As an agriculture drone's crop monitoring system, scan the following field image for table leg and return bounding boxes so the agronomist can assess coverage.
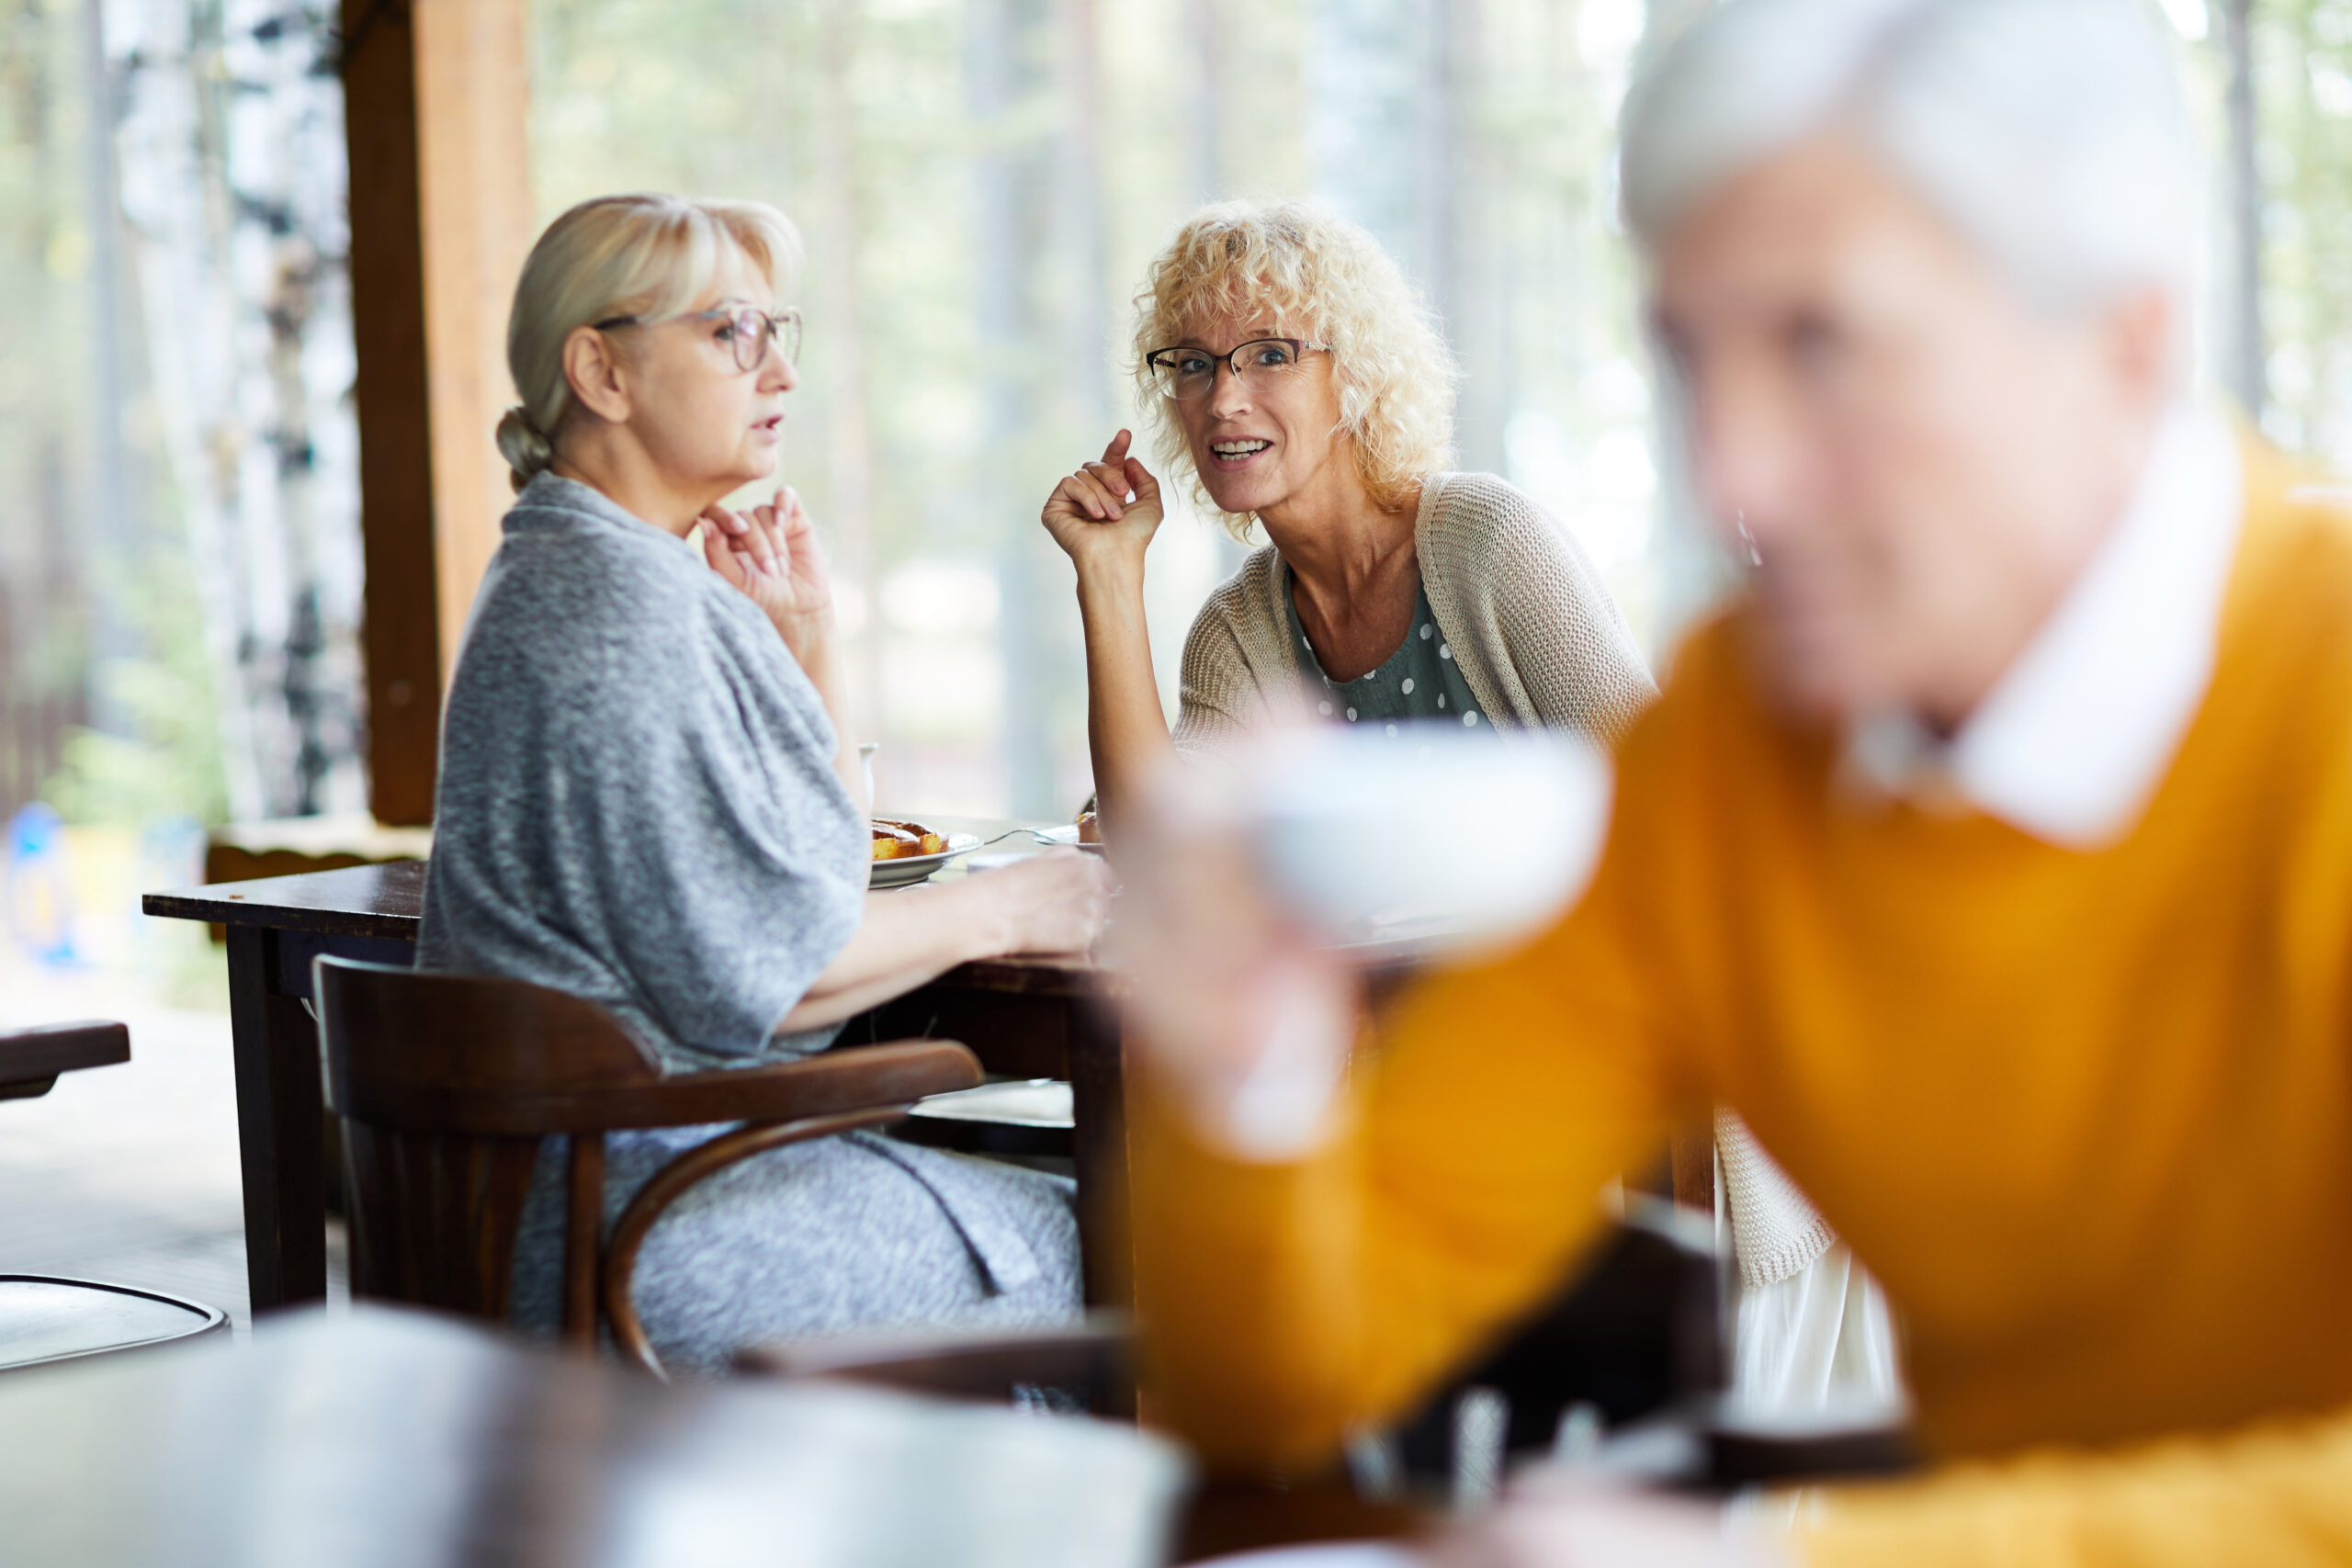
[226,925,327,1311]
[1068,998,1130,1310]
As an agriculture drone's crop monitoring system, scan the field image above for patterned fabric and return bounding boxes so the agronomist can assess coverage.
[1283,579,1487,732]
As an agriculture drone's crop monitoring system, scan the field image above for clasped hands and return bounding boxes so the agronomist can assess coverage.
[698,484,836,667]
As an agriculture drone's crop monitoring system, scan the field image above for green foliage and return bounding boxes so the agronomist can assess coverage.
[40,546,230,829]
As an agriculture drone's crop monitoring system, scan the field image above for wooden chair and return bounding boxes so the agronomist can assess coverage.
[312,956,983,1380]
[0,1021,229,1371]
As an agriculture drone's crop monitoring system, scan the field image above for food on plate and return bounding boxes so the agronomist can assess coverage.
[1076,810,1102,845]
[871,819,948,860]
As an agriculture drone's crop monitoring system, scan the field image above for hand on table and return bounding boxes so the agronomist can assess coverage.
[701,485,836,666]
[1040,429,1166,582]
[974,849,1117,957]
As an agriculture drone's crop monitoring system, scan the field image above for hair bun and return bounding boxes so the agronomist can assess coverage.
[495,405,554,492]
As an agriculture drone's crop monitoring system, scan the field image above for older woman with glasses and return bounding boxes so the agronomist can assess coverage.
[1040,199,1654,832]
[422,193,1114,1373]
[1043,198,1892,1424]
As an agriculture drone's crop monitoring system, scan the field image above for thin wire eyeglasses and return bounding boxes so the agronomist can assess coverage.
[593,304,802,373]
[1144,337,1329,402]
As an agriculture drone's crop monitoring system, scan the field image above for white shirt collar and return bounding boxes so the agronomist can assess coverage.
[1843,402,2244,850]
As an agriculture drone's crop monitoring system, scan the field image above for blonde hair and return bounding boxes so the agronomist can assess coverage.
[1130,200,1457,542]
[497,194,805,491]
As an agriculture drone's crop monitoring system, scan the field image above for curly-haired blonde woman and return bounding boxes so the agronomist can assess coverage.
[1045,200,1889,1425]
[1040,199,1655,830]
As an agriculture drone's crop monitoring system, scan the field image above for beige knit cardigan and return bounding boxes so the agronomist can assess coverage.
[1166,469,1834,1290]
[1170,471,1656,756]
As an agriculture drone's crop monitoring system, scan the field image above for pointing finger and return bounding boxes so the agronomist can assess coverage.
[1102,429,1133,465]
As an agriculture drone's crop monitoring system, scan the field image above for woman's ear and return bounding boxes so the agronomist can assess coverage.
[562,324,633,426]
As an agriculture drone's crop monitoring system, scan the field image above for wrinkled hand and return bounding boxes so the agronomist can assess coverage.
[702,485,835,663]
[977,850,1117,957]
[1040,429,1165,581]
[1428,1476,1783,1568]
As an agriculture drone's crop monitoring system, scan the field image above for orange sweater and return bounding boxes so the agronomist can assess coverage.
[1131,444,2352,1562]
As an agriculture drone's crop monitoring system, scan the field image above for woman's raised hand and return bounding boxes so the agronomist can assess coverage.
[1040,430,1165,581]
[701,485,836,662]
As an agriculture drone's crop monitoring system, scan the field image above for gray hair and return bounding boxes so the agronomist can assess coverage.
[1620,0,2200,335]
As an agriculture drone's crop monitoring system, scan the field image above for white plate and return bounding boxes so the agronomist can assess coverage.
[905,1078,1073,1127]
[1185,1547,1420,1568]
[1028,823,1106,853]
[868,831,981,888]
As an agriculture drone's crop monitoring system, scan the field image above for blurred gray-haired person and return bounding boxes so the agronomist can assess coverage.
[1115,1,2352,1563]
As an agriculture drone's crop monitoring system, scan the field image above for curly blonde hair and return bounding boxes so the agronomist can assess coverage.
[1131,200,1458,542]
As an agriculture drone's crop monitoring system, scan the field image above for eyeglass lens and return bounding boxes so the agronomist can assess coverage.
[1152,339,1303,400]
[723,308,802,371]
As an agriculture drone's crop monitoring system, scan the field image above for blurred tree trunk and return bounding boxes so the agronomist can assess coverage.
[78,0,137,737]
[1306,0,1421,271]
[1184,0,1255,580]
[812,0,881,752]
[970,0,1059,817]
[1309,0,1506,470]
[1058,0,1113,435]
[1424,0,1504,475]
[1184,0,1227,204]
[0,2,90,822]
[2221,0,2266,420]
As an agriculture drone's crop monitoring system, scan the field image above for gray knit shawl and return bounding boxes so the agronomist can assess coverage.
[419,472,866,1072]
[1171,471,1657,757]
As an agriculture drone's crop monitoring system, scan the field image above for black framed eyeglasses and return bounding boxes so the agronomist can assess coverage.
[1144,337,1329,401]
[594,304,802,372]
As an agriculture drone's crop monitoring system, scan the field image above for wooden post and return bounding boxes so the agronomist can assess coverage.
[342,0,532,826]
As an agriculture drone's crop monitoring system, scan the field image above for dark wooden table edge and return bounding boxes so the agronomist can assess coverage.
[142,891,423,942]
[143,882,1121,995]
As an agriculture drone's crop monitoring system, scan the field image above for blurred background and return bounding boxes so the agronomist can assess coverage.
[0,0,2333,1004]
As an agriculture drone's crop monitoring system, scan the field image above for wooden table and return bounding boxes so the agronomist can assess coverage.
[141,818,1135,1314]
[0,1303,1190,1568]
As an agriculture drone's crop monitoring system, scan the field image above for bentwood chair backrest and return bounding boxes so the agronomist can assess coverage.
[317,957,661,1341]
[314,956,981,1375]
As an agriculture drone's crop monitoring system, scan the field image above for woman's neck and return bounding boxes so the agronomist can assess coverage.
[548,428,716,540]
[1258,456,1425,682]
[1258,459,1419,604]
